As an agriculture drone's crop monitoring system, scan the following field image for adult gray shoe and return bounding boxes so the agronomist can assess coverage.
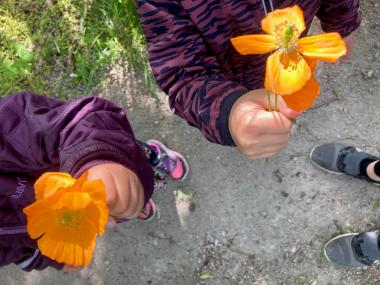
[309,143,380,185]
[324,231,380,267]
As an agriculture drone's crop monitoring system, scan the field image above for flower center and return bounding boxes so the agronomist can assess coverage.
[58,210,84,228]
[274,21,302,70]
[279,49,302,71]
[275,22,300,51]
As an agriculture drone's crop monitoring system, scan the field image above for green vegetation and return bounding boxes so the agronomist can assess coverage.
[372,199,380,210]
[0,0,153,98]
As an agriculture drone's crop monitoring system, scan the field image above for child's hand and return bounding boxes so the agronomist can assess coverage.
[88,163,145,222]
[62,264,83,272]
[229,89,301,159]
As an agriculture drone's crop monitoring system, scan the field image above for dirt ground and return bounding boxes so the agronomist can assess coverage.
[1,1,380,284]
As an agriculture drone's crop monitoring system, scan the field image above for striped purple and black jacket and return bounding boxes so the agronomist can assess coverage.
[136,0,360,145]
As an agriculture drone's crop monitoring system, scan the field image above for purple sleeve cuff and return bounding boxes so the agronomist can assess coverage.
[21,250,64,271]
[217,89,248,146]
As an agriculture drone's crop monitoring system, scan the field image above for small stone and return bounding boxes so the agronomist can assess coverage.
[368,70,374,79]
[281,191,289,198]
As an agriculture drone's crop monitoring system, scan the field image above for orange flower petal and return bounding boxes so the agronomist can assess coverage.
[25,171,109,267]
[298,33,347,63]
[304,56,318,71]
[24,200,54,239]
[73,172,89,191]
[38,224,97,266]
[231,34,277,55]
[82,180,108,234]
[262,5,305,36]
[265,51,311,95]
[282,74,320,111]
[34,172,75,200]
[52,192,92,211]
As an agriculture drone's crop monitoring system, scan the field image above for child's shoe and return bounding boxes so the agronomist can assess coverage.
[137,199,157,222]
[324,230,380,266]
[114,199,157,224]
[147,139,189,181]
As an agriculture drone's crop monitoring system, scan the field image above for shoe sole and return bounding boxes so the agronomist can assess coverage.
[147,139,190,181]
[323,232,367,267]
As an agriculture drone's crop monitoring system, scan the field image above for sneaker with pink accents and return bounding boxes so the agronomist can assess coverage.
[114,199,157,224]
[137,199,157,222]
[147,139,189,181]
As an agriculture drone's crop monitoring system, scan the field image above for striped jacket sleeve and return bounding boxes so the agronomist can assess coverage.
[317,0,361,37]
[136,0,248,146]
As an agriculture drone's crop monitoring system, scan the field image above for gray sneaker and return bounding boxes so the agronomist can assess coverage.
[309,143,380,185]
[324,231,380,267]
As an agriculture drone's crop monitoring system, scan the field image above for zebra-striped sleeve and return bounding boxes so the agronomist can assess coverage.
[136,0,248,145]
[317,0,361,37]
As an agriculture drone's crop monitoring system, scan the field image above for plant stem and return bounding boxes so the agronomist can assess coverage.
[267,91,273,112]
[274,93,278,111]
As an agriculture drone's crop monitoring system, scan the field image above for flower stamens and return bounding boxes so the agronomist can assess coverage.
[58,210,84,228]
[274,22,300,51]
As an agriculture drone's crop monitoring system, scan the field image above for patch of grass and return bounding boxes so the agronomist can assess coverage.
[295,273,308,284]
[0,0,154,98]
[333,219,344,234]
[372,199,380,210]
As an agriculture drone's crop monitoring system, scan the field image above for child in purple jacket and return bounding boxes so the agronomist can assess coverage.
[0,92,189,272]
[136,0,360,159]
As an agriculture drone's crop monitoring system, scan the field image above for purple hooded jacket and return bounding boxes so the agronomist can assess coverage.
[0,92,154,271]
[136,0,360,146]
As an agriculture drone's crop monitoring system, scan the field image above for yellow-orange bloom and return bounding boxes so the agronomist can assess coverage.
[23,172,108,267]
[282,58,320,111]
[231,5,346,101]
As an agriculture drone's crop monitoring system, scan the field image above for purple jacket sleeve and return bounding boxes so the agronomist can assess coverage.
[317,0,361,37]
[0,247,63,271]
[136,0,248,146]
[0,92,154,270]
[0,92,153,202]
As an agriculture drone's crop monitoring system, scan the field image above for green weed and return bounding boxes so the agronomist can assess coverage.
[0,0,154,98]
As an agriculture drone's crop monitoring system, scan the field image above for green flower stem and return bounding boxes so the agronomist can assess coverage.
[266,91,273,112]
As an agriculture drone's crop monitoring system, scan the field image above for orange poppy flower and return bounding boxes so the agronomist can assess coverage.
[23,172,108,267]
[282,58,320,111]
[231,5,346,98]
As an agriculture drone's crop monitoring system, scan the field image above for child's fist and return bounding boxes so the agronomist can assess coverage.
[229,89,301,159]
[87,163,145,221]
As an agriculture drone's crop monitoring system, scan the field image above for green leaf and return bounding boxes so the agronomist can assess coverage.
[199,272,212,280]
[176,188,185,201]
[373,199,380,210]
[14,44,34,63]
